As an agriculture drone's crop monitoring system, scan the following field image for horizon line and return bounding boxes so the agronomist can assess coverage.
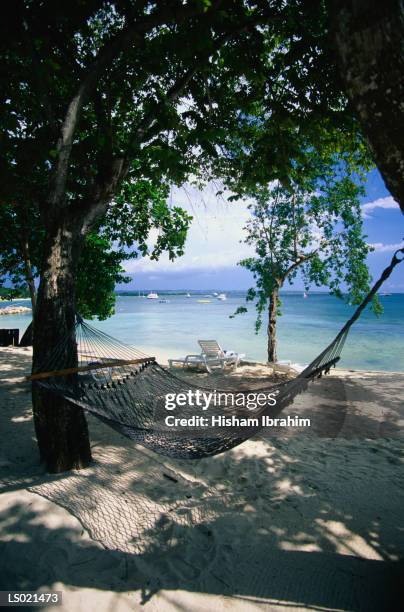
[115,289,404,295]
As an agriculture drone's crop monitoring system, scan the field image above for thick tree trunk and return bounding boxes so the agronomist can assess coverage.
[267,288,279,363]
[331,1,404,212]
[32,217,91,473]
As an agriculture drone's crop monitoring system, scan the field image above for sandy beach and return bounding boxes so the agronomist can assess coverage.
[0,346,403,611]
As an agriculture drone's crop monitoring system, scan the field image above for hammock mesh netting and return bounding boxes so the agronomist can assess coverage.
[29,249,404,460]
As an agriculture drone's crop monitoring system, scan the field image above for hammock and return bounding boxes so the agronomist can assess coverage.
[28,249,403,459]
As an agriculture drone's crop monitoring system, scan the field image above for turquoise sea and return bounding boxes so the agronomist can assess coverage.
[1,292,403,372]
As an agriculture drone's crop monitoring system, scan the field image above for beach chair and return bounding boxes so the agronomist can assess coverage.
[168,341,244,373]
[197,340,244,373]
[168,353,208,371]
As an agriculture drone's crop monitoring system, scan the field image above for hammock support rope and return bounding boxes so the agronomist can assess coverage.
[27,357,156,381]
[28,249,404,460]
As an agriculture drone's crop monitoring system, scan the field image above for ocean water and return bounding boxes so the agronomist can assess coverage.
[1,292,403,372]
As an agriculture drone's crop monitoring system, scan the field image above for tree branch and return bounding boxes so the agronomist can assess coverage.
[77,12,264,230]
[123,12,271,167]
[22,27,57,133]
[283,249,319,280]
[47,2,215,217]
[73,6,274,232]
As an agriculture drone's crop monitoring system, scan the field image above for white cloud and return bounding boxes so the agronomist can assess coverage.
[361,196,399,218]
[368,241,404,253]
[124,183,254,274]
[124,185,404,276]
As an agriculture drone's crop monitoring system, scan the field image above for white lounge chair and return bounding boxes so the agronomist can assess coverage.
[198,340,244,372]
[168,340,245,373]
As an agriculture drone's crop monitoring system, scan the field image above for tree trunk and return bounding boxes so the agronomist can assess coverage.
[32,217,91,473]
[267,287,279,363]
[331,1,404,212]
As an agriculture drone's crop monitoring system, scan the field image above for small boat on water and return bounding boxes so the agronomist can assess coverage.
[217,293,227,300]
[303,291,308,298]
[213,292,218,297]
[147,292,159,300]
[186,293,191,298]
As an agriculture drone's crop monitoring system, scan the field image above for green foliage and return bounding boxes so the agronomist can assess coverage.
[210,2,372,194]
[1,1,368,207]
[76,180,192,319]
[0,286,30,300]
[0,0,376,324]
[76,234,130,320]
[235,173,380,334]
[106,180,192,261]
[0,179,192,318]
[0,202,43,294]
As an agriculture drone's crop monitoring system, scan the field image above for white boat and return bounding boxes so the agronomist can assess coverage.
[217,293,227,301]
[213,292,218,296]
[186,293,191,298]
[303,291,308,298]
[147,292,159,300]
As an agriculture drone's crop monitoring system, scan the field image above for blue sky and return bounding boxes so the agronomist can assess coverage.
[120,170,404,292]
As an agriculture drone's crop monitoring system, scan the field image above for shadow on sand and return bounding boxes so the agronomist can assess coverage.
[0,349,403,610]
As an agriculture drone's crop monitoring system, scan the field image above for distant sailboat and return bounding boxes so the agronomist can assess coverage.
[186,293,191,298]
[217,293,227,301]
[147,292,159,300]
[303,291,308,298]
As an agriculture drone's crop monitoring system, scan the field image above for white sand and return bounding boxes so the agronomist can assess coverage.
[0,346,403,611]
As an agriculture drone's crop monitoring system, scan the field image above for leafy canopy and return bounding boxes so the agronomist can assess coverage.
[0,178,192,318]
[1,1,368,208]
[0,1,374,320]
